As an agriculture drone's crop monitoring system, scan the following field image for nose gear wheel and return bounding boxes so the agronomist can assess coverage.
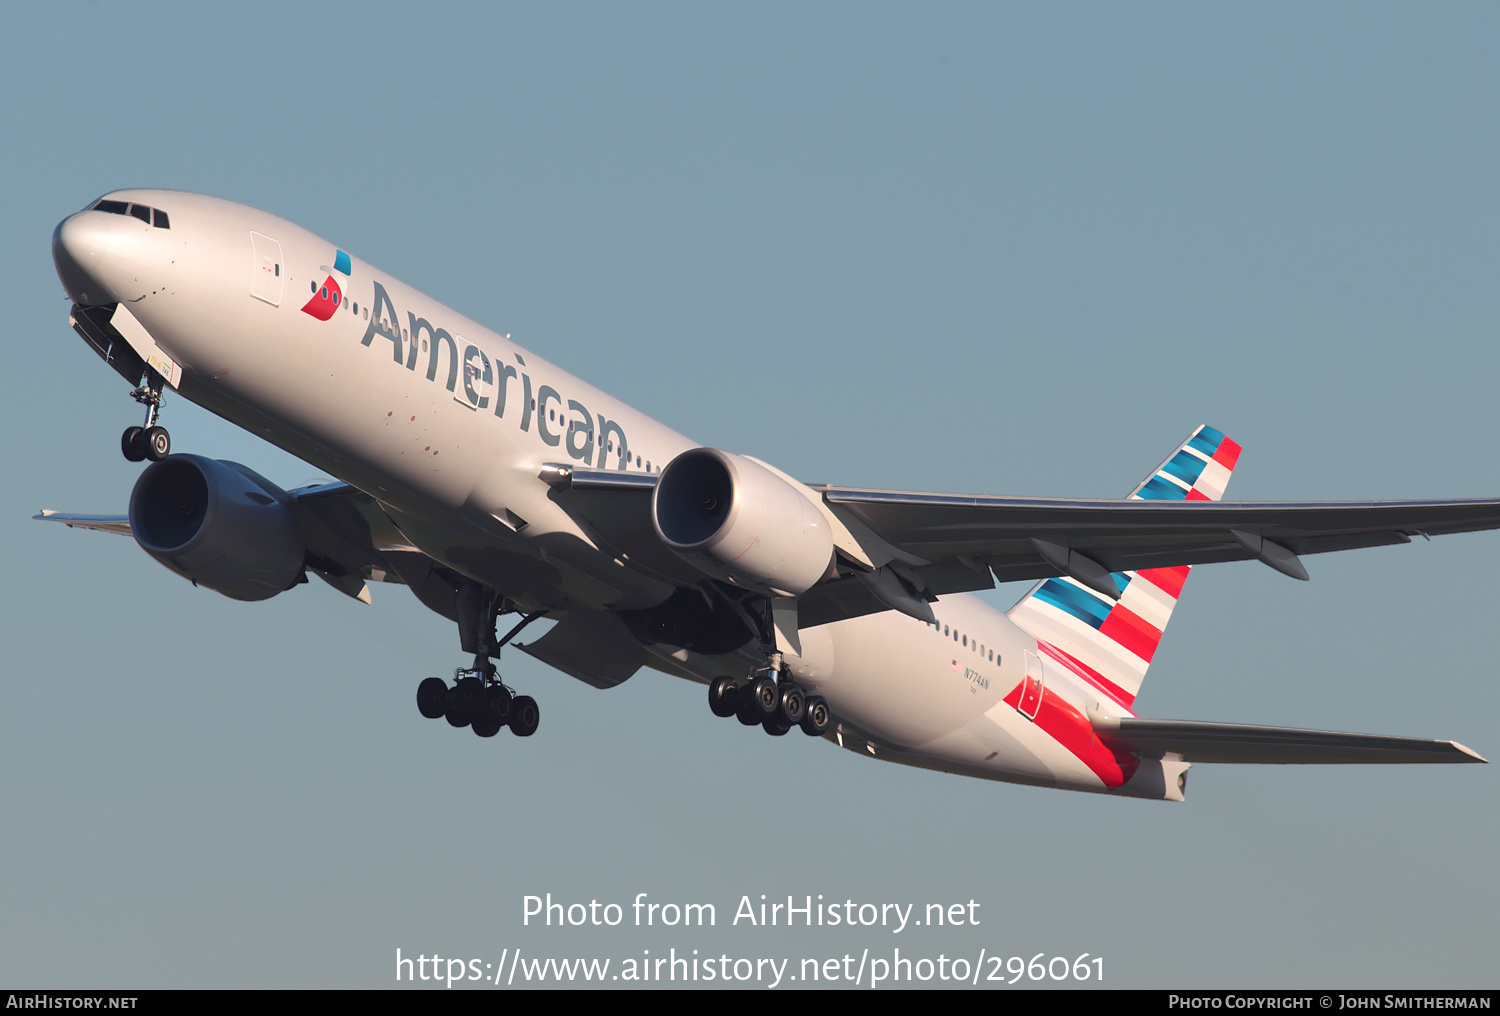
[121,374,170,462]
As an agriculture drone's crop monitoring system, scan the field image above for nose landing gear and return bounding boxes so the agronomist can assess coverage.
[121,376,170,462]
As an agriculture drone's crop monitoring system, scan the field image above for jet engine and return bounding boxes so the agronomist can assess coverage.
[129,454,306,601]
[652,448,833,596]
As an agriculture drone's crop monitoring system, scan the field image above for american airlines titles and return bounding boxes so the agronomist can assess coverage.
[359,280,632,468]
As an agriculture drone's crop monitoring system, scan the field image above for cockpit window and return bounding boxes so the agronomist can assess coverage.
[91,198,171,229]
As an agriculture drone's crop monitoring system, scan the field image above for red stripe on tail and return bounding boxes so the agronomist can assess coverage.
[1098,604,1163,662]
[1212,438,1242,470]
[1137,565,1189,599]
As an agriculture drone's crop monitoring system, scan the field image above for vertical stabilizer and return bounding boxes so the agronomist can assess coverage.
[1005,425,1241,711]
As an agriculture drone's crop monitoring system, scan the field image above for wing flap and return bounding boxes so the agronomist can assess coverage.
[1093,717,1487,764]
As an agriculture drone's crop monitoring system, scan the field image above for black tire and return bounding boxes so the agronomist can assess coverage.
[443,686,470,727]
[484,684,513,725]
[778,683,806,725]
[416,677,447,719]
[800,695,831,737]
[121,427,146,462]
[471,712,503,738]
[708,676,738,718]
[751,675,779,717]
[144,426,170,461]
[509,695,540,737]
[735,686,762,726]
[762,716,791,736]
[445,677,483,728]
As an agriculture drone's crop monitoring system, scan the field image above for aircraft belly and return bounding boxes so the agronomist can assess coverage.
[781,625,836,685]
[907,723,1078,787]
[969,701,1108,788]
[816,595,1020,748]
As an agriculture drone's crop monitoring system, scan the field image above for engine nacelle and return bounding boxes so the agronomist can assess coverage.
[130,454,306,601]
[652,448,833,596]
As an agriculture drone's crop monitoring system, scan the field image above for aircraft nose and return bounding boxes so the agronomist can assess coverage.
[52,210,111,305]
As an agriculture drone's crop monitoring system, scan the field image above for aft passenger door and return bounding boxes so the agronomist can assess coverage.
[1017,650,1044,720]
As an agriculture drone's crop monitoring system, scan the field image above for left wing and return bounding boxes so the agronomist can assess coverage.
[35,479,412,603]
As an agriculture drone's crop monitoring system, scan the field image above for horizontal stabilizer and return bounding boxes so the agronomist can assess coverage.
[1092,716,1486,764]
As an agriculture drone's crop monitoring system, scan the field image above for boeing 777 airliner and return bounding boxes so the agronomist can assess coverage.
[41,189,1491,800]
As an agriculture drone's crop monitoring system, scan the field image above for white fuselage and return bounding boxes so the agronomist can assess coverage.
[52,189,1178,800]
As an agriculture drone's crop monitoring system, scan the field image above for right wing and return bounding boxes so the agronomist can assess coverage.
[33,510,132,536]
[36,478,416,603]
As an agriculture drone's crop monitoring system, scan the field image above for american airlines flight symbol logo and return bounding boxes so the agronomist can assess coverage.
[301,249,352,321]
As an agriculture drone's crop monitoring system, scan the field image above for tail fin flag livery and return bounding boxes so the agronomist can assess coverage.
[1006,425,1239,711]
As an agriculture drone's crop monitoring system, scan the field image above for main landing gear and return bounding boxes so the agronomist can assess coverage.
[417,674,539,738]
[415,587,545,740]
[707,652,831,738]
[121,376,170,462]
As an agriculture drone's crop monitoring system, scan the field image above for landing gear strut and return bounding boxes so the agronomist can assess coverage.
[708,651,831,738]
[121,374,170,462]
[413,586,545,740]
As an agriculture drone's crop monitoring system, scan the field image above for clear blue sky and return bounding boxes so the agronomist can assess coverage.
[1,3,1495,988]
